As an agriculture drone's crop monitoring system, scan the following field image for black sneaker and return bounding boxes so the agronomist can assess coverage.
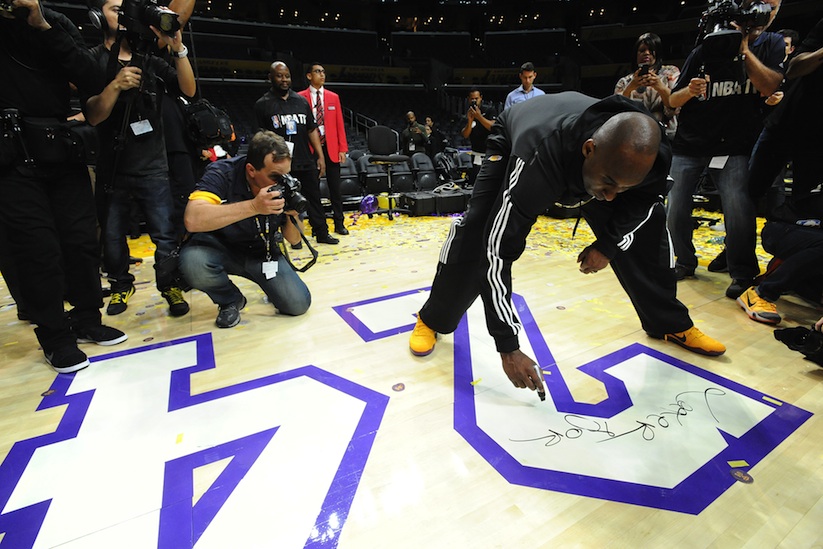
[161,287,190,317]
[315,233,340,245]
[726,278,755,299]
[216,295,247,328]
[707,249,728,273]
[107,285,135,316]
[291,241,303,250]
[674,265,696,281]
[76,324,129,346]
[44,345,90,374]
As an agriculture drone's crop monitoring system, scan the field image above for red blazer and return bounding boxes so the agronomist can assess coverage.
[298,86,349,163]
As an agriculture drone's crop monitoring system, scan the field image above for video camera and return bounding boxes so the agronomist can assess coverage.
[697,0,773,63]
[268,173,308,214]
[119,0,181,50]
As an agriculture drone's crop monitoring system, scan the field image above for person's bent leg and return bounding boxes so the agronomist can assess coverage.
[417,152,508,334]
[251,254,311,316]
[179,234,245,305]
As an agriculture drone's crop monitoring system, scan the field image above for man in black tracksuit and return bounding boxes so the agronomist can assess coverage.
[409,92,725,397]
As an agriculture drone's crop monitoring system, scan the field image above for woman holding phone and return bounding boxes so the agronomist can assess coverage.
[614,32,681,139]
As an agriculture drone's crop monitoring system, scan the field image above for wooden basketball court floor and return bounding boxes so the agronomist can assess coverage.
[1,212,822,548]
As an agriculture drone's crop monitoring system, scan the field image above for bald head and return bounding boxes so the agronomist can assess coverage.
[581,112,661,201]
[268,61,292,95]
[597,112,660,176]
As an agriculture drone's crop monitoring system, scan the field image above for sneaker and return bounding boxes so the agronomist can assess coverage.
[663,327,726,356]
[107,285,135,315]
[409,316,437,356]
[707,249,728,273]
[216,295,247,328]
[291,241,303,250]
[674,265,696,281]
[44,345,90,374]
[737,287,781,325]
[726,278,754,299]
[162,287,190,317]
[76,324,129,346]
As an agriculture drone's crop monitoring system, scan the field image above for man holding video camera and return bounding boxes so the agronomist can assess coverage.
[0,0,127,373]
[180,131,310,328]
[85,0,195,317]
[666,0,785,298]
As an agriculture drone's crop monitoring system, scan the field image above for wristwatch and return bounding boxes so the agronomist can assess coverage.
[172,45,188,59]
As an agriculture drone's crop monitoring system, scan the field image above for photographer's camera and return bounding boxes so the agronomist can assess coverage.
[119,0,180,44]
[268,173,308,214]
[698,0,773,63]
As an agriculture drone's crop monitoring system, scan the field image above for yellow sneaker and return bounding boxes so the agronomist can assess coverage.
[737,286,781,325]
[409,316,437,356]
[664,326,726,356]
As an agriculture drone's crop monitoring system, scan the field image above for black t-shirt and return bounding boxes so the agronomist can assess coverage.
[465,104,498,153]
[89,41,179,177]
[192,155,286,258]
[766,18,823,136]
[254,89,317,171]
[672,31,786,156]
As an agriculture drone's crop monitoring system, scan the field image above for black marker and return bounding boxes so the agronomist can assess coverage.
[533,364,546,402]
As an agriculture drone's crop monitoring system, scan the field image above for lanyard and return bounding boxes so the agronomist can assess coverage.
[253,215,272,261]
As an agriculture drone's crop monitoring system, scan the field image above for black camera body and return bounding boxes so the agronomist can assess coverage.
[698,0,773,63]
[119,0,180,46]
[268,173,308,214]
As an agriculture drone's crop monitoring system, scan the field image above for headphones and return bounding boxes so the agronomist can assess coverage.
[87,0,107,32]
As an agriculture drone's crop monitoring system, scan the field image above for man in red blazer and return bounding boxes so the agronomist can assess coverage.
[299,62,351,235]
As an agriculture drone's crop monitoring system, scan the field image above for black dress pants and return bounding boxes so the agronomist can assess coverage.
[0,163,103,352]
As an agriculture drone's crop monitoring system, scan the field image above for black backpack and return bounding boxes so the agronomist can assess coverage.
[181,98,234,148]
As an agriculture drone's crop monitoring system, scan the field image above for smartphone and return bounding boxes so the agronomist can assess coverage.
[638,64,650,76]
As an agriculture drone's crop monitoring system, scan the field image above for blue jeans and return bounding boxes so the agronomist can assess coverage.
[667,154,759,280]
[179,233,311,315]
[104,172,177,290]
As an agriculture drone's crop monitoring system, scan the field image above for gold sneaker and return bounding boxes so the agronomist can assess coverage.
[409,316,437,356]
[664,326,726,356]
[737,286,781,325]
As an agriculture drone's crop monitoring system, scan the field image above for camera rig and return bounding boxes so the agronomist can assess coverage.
[118,0,181,54]
[697,0,773,64]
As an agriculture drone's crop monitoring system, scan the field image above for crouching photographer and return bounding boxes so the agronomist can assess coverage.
[1,0,127,374]
[180,131,311,328]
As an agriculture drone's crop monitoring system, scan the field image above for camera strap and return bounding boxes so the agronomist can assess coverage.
[277,216,318,273]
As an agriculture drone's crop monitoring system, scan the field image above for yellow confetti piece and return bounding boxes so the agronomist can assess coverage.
[470,378,482,386]
[3,341,18,346]
[727,460,750,468]
[762,396,783,406]
[176,433,184,444]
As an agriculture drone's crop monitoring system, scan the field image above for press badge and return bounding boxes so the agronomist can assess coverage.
[262,260,278,279]
[130,119,153,136]
[709,156,729,170]
[286,120,297,135]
